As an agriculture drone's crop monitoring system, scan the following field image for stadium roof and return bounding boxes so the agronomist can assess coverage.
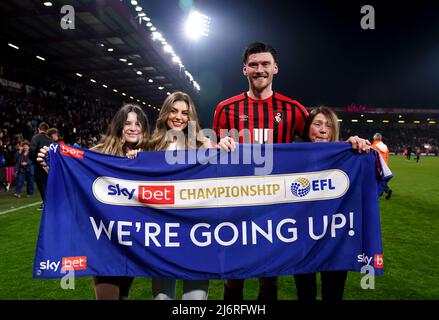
[0,0,199,108]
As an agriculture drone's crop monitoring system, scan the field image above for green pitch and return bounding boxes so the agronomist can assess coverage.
[1,155,438,300]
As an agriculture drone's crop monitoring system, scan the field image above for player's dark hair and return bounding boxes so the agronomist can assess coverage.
[243,42,278,64]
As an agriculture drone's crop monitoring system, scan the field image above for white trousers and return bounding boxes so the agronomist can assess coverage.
[152,279,209,300]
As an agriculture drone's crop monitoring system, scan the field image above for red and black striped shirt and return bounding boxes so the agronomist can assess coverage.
[213,92,309,144]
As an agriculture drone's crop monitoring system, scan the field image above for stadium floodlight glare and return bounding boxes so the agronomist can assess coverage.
[36,55,45,61]
[172,56,181,64]
[76,73,82,77]
[185,10,211,40]
[152,32,164,41]
[163,44,173,54]
[184,70,194,81]
[8,43,19,50]
[43,2,53,7]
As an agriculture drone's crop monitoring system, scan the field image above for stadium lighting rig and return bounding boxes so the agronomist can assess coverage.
[185,10,211,40]
[123,0,202,92]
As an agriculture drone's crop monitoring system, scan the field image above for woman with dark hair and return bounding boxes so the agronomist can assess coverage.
[37,103,150,300]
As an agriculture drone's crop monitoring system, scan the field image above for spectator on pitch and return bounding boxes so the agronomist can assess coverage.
[415,147,421,163]
[13,140,34,198]
[30,122,52,210]
[371,132,392,200]
[38,103,150,300]
[406,146,412,160]
[47,128,64,144]
[0,136,10,192]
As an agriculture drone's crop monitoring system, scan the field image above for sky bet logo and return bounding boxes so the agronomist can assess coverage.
[290,178,335,198]
[60,144,84,159]
[107,184,175,204]
[357,253,384,269]
[39,256,87,272]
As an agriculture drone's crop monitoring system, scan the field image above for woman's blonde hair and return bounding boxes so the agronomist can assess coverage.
[148,91,208,151]
[305,106,340,142]
[92,104,150,156]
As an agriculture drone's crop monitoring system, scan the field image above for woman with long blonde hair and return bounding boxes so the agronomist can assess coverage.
[149,91,212,300]
[148,91,210,151]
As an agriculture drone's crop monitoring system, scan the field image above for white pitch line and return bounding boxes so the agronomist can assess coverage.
[0,201,42,215]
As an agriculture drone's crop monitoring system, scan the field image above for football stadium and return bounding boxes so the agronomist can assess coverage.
[1,0,438,306]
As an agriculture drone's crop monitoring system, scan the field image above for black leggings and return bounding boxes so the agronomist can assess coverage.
[294,271,348,301]
[93,276,134,298]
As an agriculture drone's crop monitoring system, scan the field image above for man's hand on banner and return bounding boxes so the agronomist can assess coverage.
[37,146,50,173]
[218,136,237,152]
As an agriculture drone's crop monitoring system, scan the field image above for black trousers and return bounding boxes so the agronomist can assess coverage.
[294,271,348,301]
[34,168,48,202]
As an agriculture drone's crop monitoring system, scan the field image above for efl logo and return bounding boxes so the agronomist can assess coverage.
[62,256,87,271]
[60,145,84,159]
[374,254,384,269]
[138,186,175,204]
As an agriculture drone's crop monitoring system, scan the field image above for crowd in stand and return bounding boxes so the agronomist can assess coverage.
[341,122,439,155]
[1,82,438,180]
[0,84,119,167]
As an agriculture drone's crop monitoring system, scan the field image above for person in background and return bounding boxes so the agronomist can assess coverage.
[47,128,64,144]
[371,132,392,199]
[30,122,52,210]
[13,140,34,198]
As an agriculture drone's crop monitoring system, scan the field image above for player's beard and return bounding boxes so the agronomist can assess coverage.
[250,74,272,92]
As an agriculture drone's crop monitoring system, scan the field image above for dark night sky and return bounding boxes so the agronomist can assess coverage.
[140,0,439,126]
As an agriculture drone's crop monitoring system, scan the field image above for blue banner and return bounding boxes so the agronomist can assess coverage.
[33,143,386,279]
